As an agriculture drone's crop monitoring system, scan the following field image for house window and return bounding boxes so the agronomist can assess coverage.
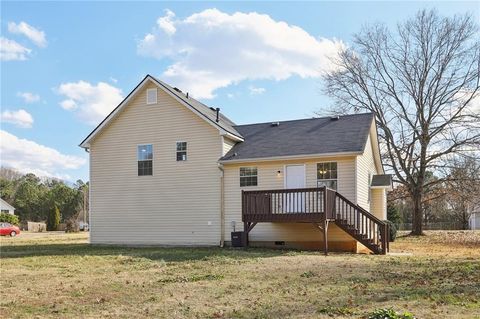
[1,209,9,214]
[317,162,337,190]
[137,144,153,176]
[240,167,258,187]
[146,88,157,104]
[176,142,187,161]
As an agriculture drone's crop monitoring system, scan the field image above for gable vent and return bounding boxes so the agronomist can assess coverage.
[146,88,157,104]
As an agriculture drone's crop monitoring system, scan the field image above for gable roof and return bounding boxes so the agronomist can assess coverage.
[371,174,392,188]
[220,113,375,162]
[0,198,15,211]
[79,75,243,148]
[150,76,243,139]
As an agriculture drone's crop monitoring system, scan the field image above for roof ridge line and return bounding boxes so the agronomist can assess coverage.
[234,112,374,127]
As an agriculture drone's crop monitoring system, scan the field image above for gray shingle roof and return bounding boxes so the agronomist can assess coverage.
[371,174,392,187]
[150,76,243,140]
[220,113,374,161]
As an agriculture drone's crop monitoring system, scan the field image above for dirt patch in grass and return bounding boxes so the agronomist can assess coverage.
[1,231,479,318]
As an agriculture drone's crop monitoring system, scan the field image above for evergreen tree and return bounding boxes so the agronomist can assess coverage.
[47,206,61,231]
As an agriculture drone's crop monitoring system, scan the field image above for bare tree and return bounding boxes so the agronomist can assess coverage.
[0,167,23,181]
[322,9,480,235]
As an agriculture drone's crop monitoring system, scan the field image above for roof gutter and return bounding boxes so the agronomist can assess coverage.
[218,151,361,164]
[370,185,393,190]
[220,130,244,142]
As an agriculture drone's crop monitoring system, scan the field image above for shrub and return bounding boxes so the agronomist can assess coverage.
[300,271,316,278]
[318,306,356,316]
[387,203,402,228]
[65,218,79,233]
[385,220,397,242]
[0,212,20,225]
[367,308,416,319]
[47,206,61,231]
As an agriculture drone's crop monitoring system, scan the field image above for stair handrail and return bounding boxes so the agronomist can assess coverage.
[335,192,386,225]
[334,191,389,254]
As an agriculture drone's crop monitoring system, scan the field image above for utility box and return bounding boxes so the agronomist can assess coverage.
[231,231,245,247]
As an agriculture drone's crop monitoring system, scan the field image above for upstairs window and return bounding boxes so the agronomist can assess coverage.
[176,142,187,161]
[317,162,337,190]
[137,144,153,176]
[240,167,258,187]
[146,88,157,104]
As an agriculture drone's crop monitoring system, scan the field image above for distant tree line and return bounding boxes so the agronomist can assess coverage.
[0,167,89,230]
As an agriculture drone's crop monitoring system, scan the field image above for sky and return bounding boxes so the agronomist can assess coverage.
[1,1,478,182]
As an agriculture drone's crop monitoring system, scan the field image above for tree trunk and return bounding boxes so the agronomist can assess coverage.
[462,205,469,230]
[411,190,424,235]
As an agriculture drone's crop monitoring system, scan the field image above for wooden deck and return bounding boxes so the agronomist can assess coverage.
[243,212,325,223]
[242,187,336,222]
[241,186,389,255]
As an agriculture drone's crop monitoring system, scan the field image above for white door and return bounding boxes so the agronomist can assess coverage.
[285,165,306,213]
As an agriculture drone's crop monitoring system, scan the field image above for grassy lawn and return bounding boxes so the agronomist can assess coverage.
[1,231,479,319]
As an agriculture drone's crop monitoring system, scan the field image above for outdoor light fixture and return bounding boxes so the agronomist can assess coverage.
[277,170,281,177]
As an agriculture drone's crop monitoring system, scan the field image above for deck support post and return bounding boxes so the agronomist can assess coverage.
[243,221,248,247]
[312,221,329,256]
[243,222,257,248]
[323,220,329,256]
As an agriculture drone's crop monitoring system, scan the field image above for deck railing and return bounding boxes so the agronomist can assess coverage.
[242,187,332,223]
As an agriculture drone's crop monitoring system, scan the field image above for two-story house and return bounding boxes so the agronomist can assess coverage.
[80,75,392,254]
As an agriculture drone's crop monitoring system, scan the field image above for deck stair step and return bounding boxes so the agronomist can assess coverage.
[332,192,389,255]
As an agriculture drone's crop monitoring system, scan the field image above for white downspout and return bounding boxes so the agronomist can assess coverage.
[218,163,225,247]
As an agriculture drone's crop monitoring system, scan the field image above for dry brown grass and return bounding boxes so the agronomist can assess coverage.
[1,231,479,319]
[393,230,480,257]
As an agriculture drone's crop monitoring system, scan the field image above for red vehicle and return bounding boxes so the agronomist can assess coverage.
[0,223,20,237]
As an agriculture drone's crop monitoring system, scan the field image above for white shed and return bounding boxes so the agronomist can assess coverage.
[0,198,15,215]
[469,212,480,230]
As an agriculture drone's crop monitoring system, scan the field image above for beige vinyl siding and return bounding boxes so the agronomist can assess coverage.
[222,137,237,156]
[89,82,222,245]
[371,188,386,220]
[223,157,356,243]
[356,134,378,211]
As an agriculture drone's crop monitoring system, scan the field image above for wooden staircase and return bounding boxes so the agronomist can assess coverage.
[333,192,389,254]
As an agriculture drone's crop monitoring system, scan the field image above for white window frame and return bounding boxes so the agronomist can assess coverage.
[137,144,153,176]
[176,141,187,161]
[316,161,338,190]
[146,88,157,104]
[240,167,258,187]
